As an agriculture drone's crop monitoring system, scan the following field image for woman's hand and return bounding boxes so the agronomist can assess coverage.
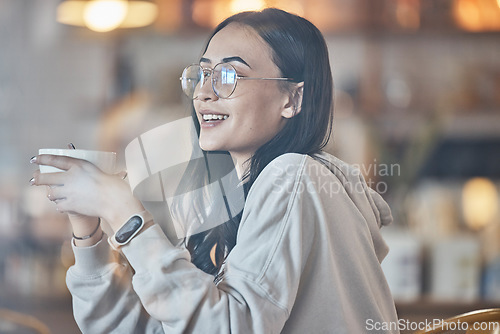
[30,154,145,231]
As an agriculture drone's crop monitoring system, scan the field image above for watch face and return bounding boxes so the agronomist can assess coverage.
[115,216,143,244]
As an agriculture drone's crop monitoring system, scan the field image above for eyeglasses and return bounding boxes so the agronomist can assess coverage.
[180,63,293,99]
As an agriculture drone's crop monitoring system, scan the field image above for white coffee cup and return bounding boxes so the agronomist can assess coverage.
[38,149,116,174]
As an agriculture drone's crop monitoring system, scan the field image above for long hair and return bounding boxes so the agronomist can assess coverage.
[180,8,334,275]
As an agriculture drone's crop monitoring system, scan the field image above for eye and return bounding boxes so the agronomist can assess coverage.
[233,70,248,78]
[199,63,211,70]
[226,64,245,75]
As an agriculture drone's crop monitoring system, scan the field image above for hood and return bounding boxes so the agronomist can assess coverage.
[313,151,393,262]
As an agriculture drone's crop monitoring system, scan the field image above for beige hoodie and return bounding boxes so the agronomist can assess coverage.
[67,152,399,334]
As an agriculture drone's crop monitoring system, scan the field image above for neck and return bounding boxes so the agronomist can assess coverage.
[230,152,251,180]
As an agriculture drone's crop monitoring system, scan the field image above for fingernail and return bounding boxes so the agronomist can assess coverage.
[29,177,35,186]
[30,156,37,163]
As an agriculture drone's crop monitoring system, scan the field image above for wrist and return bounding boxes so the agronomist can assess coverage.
[74,229,103,247]
[72,217,103,247]
[73,218,101,240]
[68,214,97,226]
[70,216,99,235]
[105,198,145,232]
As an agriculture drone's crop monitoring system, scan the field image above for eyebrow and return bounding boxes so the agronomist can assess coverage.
[199,56,251,68]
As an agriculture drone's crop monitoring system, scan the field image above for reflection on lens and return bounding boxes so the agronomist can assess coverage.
[181,63,239,99]
[181,65,203,98]
[214,63,237,98]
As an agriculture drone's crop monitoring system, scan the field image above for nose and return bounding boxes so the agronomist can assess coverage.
[194,70,218,101]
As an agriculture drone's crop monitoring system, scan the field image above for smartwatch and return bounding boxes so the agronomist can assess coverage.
[108,211,153,250]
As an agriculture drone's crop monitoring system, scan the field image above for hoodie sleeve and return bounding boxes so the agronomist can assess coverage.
[66,236,164,334]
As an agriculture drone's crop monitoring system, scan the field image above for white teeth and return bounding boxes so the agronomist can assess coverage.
[203,114,228,121]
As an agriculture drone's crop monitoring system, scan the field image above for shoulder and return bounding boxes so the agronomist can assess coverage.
[262,152,308,174]
[245,151,364,200]
[255,151,361,185]
[248,153,307,196]
[248,151,354,191]
[308,151,362,185]
[239,153,307,216]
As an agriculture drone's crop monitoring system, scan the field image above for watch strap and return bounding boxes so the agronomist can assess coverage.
[108,211,154,251]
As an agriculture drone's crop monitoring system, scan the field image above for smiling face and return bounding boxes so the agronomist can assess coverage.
[193,23,295,171]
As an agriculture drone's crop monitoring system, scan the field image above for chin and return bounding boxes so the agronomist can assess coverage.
[199,139,223,152]
[199,129,231,150]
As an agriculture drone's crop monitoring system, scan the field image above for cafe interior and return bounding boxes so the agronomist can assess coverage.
[0,0,499,333]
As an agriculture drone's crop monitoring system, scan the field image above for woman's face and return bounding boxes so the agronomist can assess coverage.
[193,23,292,164]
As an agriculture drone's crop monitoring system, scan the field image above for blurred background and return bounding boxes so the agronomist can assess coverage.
[0,0,499,333]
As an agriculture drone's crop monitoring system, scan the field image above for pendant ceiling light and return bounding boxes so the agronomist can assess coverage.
[57,0,158,32]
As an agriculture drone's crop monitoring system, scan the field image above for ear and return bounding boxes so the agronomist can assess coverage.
[281,82,304,119]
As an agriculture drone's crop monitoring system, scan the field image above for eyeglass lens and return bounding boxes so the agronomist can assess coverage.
[181,63,238,99]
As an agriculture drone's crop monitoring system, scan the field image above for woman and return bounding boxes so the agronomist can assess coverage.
[30,8,399,334]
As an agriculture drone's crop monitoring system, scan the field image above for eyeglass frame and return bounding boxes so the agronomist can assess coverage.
[179,63,294,99]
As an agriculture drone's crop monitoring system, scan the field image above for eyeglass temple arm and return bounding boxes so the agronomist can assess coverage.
[237,77,293,81]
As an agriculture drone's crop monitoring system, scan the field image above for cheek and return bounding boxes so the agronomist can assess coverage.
[233,98,285,140]
[250,89,285,125]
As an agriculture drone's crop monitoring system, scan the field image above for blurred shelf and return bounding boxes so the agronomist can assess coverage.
[0,294,80,334]
[324,28,500,39]
[0,293,72,311]
[396,298,500,321]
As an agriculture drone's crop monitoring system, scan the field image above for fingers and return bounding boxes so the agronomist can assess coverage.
[45,185,72,213]
[29,154,94,215]
[31,170,66,186]
[46,185,66,202]
[31,154,84,171]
